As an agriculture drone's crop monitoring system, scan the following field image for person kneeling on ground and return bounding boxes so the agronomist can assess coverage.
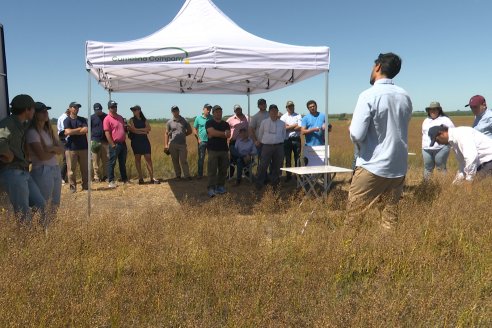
[428,125,492,183]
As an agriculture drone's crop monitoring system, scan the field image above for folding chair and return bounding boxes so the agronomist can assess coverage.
[229,155,257,183]
[295,145,332,197]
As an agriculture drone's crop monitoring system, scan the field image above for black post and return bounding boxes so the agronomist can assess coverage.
[0,23,9,120]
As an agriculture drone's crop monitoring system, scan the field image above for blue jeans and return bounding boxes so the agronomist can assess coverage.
[0,168,45,223]
[108,143,128,182]
[422,146,450,179]
[197,141,207,177]
[31,165,62,227]
[31,165,62,207]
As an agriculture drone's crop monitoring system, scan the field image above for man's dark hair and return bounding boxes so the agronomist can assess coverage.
[375,53,401,79]
[306,100,317,108]
[439,124,449,133]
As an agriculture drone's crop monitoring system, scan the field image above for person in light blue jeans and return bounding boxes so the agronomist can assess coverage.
[0,94,46,224]
[0,169,46,223]
[26,102,64,227]
[421,101,455,180]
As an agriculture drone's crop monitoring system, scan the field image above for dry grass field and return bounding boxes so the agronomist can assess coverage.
[2,115,492,327]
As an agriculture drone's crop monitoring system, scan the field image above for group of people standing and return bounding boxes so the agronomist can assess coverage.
[57,100,160,192]
[0,97,160,226]
[178,99,330,197]
[2,53,492,231]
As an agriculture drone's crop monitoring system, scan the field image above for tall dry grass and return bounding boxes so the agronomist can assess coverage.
[2,115,492,326]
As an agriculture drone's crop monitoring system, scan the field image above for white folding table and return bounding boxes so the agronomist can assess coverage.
[281,165,353,198]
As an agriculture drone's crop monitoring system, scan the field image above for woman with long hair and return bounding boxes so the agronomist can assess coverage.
[128,105,160,184]
[26,102,64,227]
[421,101,455,180]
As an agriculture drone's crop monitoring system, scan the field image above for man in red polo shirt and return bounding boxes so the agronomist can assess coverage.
[103,100,128,188]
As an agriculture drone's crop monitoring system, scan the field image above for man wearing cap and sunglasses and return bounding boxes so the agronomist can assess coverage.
[280,100,302,182]
[90,103,108,183]
[249,98,269,150]
[164,105,192,180]
[103,100,129,188]
[63,101,89,193]
[429,125,492,184]
[465,95,492,139]
[193,104,212,178]
[0,94,46,224]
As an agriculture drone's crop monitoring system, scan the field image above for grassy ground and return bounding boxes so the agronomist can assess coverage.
[1,115,492,327]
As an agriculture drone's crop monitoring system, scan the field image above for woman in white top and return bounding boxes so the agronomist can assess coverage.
[421,101,455,180]
[26,102,64,227]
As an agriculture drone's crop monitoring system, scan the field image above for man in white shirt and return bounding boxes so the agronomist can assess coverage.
[57,107,70,184]
[256,104,286,189]
[429,125,492,183]
[280,100,302,182]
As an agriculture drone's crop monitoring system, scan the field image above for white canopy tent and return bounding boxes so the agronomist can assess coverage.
[84,0,331,216]
[85,0,329,95]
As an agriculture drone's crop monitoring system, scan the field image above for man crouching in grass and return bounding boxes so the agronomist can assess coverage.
[347,53,413,230]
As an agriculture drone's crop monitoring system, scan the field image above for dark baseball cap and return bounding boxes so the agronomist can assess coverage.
[34,102,51,112]
[10,94,35,110]
[69,101,82,108]
[93,103,103,111]
[257,98,266,105]
[212,105,222,112]
[108,100,118,108]
[171,105,179,112]
[130,105,141,111]
[428,125,447,147]
[203,103,212,109]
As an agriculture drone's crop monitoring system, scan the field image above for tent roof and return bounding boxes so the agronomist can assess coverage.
[85,0,330,94]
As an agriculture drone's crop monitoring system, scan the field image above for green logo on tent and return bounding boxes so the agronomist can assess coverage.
[112,47,190,64]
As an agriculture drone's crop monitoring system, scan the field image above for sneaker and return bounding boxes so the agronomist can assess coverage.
[94,177,100,183]
[108,181,117,189]
[138,179,145,185]
[207,187,216,198]
[151,178,161,185]
[62,180,66,186]
[69,185,76,193]
[215,185,226,194]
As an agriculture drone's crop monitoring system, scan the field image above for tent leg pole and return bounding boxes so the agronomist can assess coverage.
[247,94,250,121]
[87,70,92,219]
[324,71,329,199]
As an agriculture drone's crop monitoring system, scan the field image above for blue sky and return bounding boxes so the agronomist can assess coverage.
[1,0,491,119]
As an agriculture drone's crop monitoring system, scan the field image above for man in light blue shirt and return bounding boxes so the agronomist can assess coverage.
[347,53,413,230]
[193,103,212,178]
[465,95,492,139]
[301,100,326,147]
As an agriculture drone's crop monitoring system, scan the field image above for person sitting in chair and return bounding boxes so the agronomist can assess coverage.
[233,128,256,185]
